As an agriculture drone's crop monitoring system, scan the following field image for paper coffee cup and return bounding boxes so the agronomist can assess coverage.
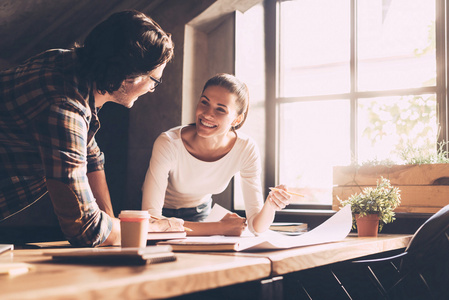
[119,210,150,248]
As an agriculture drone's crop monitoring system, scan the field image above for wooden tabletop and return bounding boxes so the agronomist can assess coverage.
[0,248,271,300]
[0,234,412,299]
[228,233,413,275]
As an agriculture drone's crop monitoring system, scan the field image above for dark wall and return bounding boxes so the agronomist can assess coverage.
[96,103,130,216]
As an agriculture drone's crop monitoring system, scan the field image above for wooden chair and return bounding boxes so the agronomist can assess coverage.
[331,204,449,299]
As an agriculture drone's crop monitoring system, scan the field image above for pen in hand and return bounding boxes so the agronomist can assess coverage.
[150,215,193,232]
[269,187,305,197]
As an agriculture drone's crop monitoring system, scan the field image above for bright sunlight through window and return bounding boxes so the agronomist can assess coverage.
[236,0,438,208]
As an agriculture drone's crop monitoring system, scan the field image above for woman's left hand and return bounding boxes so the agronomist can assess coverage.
[267,184,291,211]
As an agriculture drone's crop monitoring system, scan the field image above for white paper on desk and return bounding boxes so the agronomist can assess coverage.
[185,204,352,251]
[244,204,352,250]
[204,204,230,222]
[205,204,254,236]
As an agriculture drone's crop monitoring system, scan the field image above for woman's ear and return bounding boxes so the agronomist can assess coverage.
[232,114,244,127]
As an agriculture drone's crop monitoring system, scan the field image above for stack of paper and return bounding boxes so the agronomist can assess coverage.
[269,223,308,235]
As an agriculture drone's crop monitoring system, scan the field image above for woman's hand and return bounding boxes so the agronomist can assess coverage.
[218,213,247,236]
[267,184,292,211]
[148,217,185,232]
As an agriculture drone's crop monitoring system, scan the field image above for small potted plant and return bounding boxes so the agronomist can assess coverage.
[339,177,401,237]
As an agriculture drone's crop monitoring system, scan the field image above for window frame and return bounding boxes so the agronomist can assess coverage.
[264,0,449,211]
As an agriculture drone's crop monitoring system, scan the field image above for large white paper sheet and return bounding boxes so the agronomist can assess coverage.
[183,204,352,251]
[204,204,231,222]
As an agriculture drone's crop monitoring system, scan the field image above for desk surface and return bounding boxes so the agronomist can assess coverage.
[231,233,412,275]
[0,249,271,300]
[0,234,412,300]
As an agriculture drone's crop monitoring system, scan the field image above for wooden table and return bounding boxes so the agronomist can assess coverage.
[0,248,271,300]
[0,234,412,300]
[222,233,412,275]
[269,234,411,275]
[227,233,413,300]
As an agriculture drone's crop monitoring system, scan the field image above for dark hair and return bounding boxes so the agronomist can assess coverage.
[202,73,249,130]
[75,10,174,94]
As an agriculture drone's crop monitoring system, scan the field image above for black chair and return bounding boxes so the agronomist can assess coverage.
[330,204,449,300]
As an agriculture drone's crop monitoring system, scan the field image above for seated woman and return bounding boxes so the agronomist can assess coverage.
[142,73,291,236]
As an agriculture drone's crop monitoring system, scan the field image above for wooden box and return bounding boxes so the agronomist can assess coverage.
[332,164,449,214]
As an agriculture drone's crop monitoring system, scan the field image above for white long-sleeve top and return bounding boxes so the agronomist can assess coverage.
[141,125,264,232]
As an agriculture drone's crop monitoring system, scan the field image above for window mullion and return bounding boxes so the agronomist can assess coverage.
[436,0,448,146]
[265,0,278,196]
[350,0,358,164]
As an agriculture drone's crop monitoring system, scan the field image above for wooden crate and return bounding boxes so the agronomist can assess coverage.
[332,164,449,214]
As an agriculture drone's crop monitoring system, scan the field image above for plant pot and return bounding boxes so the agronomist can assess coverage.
[355,214,379,237]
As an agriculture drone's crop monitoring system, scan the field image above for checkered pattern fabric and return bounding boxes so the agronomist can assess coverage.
[0,49,113,246]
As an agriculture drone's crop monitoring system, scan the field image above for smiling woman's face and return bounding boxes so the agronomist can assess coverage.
[195,85,242,139]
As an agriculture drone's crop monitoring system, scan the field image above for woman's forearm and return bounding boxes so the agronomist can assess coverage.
[185,213,247,236]
[184,221,222,236]
[251,201,276,234]
[251,186,292,234]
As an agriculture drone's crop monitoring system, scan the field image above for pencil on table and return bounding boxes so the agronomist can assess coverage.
[150,215,193,231]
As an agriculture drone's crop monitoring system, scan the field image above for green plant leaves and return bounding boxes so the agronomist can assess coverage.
[338,177,401,232]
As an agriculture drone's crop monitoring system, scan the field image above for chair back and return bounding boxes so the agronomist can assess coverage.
[405,204,449,256]
[397,204,449,298]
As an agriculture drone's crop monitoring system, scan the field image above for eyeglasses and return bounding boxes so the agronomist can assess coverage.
[149,75,162,90]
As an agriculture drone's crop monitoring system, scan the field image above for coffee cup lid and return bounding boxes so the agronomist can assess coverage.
[118,210,150,219]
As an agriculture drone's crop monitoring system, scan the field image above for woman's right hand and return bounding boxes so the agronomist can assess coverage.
[148,217,185,232]
[218,213,247,236]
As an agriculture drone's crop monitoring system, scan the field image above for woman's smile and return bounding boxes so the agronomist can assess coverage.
[199,118,217,128]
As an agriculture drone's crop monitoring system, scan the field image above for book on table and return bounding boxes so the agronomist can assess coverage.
[147,231,187,241]
[0,244,13,254]
[44,245,177,265]
[157,235,283,252]
[269,223,308,235]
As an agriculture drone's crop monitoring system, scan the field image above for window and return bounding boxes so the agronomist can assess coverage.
[276,0,441,207]
[235,0,446,209]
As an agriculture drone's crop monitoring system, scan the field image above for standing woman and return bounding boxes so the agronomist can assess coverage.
[142,73,291,236]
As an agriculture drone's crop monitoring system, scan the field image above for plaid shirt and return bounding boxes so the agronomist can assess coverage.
[0,49,113,246]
